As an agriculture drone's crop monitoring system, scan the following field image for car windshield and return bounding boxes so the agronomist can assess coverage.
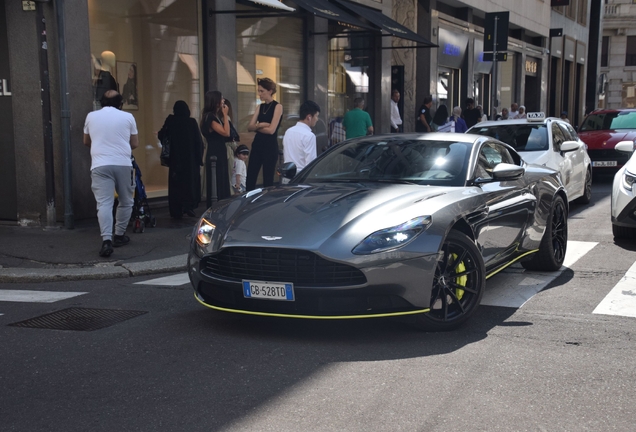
[295,138,472,187]
[469,124,549,152]
[580,111,636,131]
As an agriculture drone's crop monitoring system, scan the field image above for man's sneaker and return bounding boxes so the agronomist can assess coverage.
[113,235,130,247]
[99,240,113,257]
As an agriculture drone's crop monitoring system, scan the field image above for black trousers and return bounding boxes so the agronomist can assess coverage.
[246,139,278,191]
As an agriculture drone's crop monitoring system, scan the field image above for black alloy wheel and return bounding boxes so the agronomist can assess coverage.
[522,195,567,271]
[415,230,485,331]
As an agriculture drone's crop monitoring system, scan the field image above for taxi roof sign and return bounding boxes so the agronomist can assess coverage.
[526,112,545,122]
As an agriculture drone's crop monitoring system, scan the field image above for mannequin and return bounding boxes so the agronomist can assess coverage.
[93,50,118,108]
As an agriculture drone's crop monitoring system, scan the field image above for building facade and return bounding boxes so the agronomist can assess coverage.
[1,0,598,226]
[599,0,636,109]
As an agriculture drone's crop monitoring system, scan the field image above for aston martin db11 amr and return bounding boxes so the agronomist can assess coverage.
[188,133,568,330]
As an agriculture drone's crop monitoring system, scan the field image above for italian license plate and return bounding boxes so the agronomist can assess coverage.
[243,280,294,301]
[592,161,617,167]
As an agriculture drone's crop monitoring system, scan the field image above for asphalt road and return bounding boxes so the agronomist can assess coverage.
[2,177,636,431]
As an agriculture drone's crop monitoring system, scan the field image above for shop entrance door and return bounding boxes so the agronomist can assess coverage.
[438,67,459,110]
[473,73,491,119]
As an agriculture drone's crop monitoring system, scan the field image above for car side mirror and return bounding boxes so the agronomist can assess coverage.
[560,141,581,153]
[492,163,525,180]
[278,162,297,179]
[615,141,635,154]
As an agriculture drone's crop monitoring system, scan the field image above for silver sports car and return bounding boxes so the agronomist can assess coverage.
[188,133,568,330]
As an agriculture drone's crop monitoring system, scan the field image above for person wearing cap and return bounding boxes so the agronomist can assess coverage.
[561,111,570,124]
[282,100,321,183]
[232,145,250,195]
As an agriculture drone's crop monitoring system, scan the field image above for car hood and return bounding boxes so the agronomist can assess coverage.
[578,130,636,149]
[519,151,551,168]
[207,184,461,250]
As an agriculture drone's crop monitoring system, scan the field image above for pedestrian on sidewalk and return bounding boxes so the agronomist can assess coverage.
[158,100,203,218]
[390,90,403,133]
[342,98,373,139]
[463,98,480,128]
[416,96,433,132]
[200,90,232,201]
[83,90,138,257]
[451,106,468,133]
[232,145,249,195]
[282,100,321,183]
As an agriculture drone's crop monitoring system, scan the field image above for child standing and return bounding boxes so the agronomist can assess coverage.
[232,145,249,195]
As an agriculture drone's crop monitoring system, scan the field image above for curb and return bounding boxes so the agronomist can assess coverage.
[0,254,188,283]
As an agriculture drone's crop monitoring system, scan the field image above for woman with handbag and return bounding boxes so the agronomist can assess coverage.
[200,91,232,201]
[158,100,203,218]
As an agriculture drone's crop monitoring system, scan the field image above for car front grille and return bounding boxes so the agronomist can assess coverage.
[202,247,367,287]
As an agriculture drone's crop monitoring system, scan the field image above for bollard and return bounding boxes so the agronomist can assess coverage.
[206,156,218,208]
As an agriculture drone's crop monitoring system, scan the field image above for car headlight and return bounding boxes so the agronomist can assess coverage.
[352,216,432,255]
[196,218,216,246]
[623,170,636,191]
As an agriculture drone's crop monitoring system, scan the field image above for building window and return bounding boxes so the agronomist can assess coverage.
[601,36,609,67]
[578,0,588,25]
[627,36,636,66]
[88,0,202,198]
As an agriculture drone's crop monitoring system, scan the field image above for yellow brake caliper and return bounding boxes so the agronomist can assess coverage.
[452,253,467,300]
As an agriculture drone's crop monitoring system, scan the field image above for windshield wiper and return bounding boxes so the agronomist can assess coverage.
[364,178,418,185]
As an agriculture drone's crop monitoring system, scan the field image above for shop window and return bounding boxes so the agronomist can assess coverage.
[88,0,202,198]
[626,36,636,66]
[235,7,304,156]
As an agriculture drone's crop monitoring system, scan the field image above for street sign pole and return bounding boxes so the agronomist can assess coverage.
[490,15,499,118]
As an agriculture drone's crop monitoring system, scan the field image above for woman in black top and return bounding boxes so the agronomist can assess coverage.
[158,101,203,218]
[416,95,433,133]
[246,77,283,191]
[200,91,231,200]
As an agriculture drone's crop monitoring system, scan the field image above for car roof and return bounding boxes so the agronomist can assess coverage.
[586,108,636,115]
[473,117,562,128]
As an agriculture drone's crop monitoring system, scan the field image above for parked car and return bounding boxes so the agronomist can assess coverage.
[188,133,568,331]
[467,112,592,204]
[578,108,636,172]
[611,141,636,239]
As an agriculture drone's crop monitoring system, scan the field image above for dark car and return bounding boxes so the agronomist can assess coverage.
[578,109,636,171]
[188,133,568,331]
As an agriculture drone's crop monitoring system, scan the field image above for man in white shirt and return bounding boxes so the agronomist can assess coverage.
[390,89,402,133]
[83,90,139,257]
[282,100,321,183]
[509,102,520,119]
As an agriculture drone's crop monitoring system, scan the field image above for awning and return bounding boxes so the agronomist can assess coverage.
[291,0,376,31]
[245,0,295,12]
[333,0,437,47]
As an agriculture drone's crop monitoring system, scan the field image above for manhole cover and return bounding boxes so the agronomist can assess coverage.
[8,307,148,331]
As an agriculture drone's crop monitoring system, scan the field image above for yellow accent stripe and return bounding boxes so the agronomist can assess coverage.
[485,249,539,279]
[194,293,430,319]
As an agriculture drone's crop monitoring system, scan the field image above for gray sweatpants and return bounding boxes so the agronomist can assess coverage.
[91,165,135,241]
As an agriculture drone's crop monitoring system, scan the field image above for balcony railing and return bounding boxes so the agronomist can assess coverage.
[604,4,620,16]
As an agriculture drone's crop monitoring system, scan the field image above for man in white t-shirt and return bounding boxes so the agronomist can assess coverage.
[282,100,320,183]
[509,102,520,119]
[390,89,402,133]
[83,90,139,257]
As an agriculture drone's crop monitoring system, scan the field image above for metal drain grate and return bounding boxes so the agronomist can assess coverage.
[8,307,148,331]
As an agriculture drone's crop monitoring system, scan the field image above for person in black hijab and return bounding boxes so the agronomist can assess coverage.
[158,100,204,218]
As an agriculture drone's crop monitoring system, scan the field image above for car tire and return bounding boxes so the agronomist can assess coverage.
[612,223,636,240]
[575,169,592,204]
[521,195,568,271]
[414,230,486,331]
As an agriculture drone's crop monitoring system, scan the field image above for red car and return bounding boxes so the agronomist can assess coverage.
[578,109,636,171]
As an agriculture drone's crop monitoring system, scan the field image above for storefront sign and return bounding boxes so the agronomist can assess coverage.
[438,28,468,70]
[474,39,493,74]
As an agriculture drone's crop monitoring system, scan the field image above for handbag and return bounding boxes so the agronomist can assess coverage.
[227,120,240,143]
[160,129,170,167]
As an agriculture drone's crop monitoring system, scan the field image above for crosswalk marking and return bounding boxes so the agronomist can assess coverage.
[134,273,190,286]
[593,261,636,318]
[0,290,87,303]
[482,241,598,308]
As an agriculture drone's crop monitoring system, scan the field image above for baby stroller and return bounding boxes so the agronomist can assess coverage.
[130,157,156,233]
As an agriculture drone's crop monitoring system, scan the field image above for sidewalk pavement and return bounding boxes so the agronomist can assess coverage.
[0,202,201,283]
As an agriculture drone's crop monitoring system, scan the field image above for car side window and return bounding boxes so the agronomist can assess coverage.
[475,143,515,179]
[551,123,566,151]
